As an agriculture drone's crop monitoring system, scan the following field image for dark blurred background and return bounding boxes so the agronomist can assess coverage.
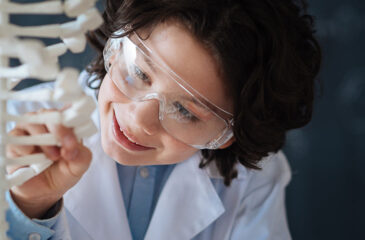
[284,1,365,239]
[9,0,365,239]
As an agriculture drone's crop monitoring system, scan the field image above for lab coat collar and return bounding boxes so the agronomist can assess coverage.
[64,133,226,240]
[145,152,225,240]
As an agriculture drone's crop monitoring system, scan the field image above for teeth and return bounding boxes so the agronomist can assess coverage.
[120,128,137,144]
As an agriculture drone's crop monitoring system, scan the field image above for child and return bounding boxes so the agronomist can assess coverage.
[6,0,321,239]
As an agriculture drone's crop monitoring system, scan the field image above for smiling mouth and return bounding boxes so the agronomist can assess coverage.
[112,109,155,151]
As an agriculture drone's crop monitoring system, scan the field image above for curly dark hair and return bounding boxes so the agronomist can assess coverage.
[86,0,321,186]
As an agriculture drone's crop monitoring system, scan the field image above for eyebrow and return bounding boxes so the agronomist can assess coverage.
[179,94,209,110]
[144,54,158,73]
[179,95,214,120]
[180,94,200,104]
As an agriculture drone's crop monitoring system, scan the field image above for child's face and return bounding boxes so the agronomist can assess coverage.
[98,21,233,166]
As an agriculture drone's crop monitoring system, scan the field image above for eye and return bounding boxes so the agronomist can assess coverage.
[173,102,199,123]
[133,65,151,86]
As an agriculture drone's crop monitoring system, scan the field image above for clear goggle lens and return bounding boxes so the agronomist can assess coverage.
[103,34,233,149]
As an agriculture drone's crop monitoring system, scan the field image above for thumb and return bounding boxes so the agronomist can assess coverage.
[60,134,92,178]
[44,142,92,192]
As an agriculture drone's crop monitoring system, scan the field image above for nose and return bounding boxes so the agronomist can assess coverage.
[127,99,160,136]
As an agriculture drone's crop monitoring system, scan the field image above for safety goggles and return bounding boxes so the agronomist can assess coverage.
[103,32,234,149]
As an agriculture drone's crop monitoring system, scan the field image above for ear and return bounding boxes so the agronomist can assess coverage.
[218,137,235,149]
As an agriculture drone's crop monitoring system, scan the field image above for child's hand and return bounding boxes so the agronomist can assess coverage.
[6,109,92,219]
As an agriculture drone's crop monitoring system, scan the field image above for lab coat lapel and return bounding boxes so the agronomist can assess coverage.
[145,153,225,240]
[64,132,133,240]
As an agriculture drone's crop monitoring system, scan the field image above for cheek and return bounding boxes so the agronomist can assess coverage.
[98,76,124,152]
[98,75,118,108]
[98,75,129,115]
[98,76,111,116]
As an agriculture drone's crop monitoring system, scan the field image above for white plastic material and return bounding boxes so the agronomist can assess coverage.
[78,8,103,32]
[0,38,47,65]
[4,112,62,125]
[5,154,53,188]
[62,34,87,53]
[0,1,63,14]
[0,38,60,81]
[0,1,102,238]
[5,153,49,167]
[6,134,59,146]
[46,43,68,59]
[54,68,83,98]
[0,89,54,101]
[74,120,98,139]
[64,0,97,17]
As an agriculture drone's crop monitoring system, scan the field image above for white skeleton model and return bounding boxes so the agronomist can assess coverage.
[0,1,103,239]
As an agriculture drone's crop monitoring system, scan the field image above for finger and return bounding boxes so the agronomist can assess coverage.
[6,127,36,175]
[6,164,28,175]
[46,123,76,147]
[21,124,60,161]
[46,123,78,159]
[5,145,42,174]
[42,142,92,191]
[47,124,92,176]
[33,109,76,160]
[44,124,92,180]
[61,144,92,177]
[7,128,35,157]
[61,134,79,159]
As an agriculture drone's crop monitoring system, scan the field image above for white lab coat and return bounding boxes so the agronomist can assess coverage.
[7,79,292,240]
